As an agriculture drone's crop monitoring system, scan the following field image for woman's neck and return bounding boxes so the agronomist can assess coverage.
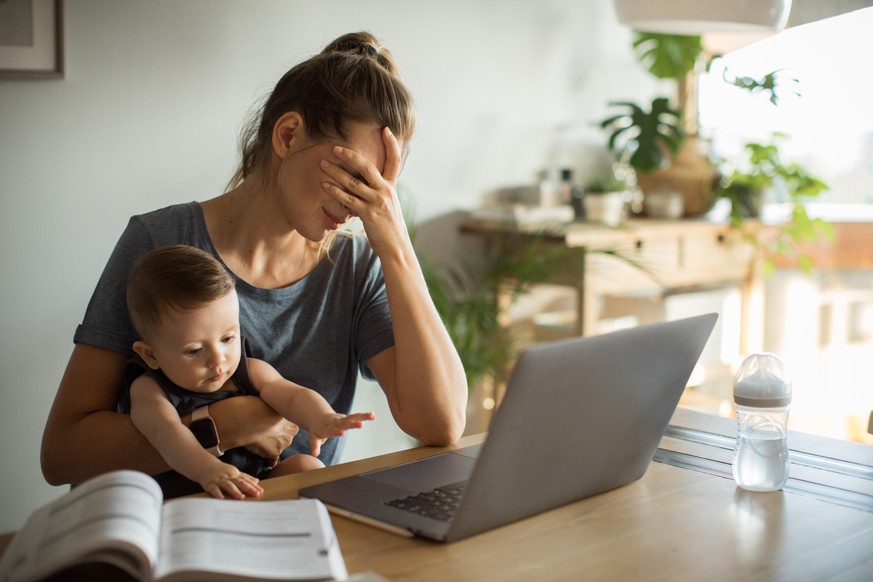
[201,181,322,290]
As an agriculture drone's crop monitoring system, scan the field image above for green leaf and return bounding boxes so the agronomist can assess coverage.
[797,254,814,275]
[723,67,800,106]
[633,33,703,79]
[600,97,684,172]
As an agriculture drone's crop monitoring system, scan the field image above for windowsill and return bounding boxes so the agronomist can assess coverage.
[777,202,873,223]
[707,200,873,224]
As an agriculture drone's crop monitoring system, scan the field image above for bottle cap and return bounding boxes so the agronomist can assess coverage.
[733,353,792,407]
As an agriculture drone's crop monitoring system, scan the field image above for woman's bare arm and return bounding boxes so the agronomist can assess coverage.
[41,343,166,485]
[41,343,297,486]
[320,127,467,446]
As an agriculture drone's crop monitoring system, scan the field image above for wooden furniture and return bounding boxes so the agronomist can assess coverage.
[460,217,765,352]
[3,408,870,581]
[769,221,873,270]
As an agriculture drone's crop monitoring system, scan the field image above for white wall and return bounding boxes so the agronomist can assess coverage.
[0,0,651,533]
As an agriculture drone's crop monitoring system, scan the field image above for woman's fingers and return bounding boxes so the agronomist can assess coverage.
[319,157,373,205]
[329,147,369,184]
[381,127,403,182]
[323,127,401,196]
[319,130,406,248]
[320,179,364,214]
[320,158,383,222]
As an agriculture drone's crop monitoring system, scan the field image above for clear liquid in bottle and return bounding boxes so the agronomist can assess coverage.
[731,353,792,492]
[733,411,790,491]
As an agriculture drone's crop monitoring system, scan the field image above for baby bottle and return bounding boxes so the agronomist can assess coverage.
[731,353,792,492]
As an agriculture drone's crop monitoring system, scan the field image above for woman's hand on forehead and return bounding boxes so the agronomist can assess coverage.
[319,127,409,252]
[334,125,399,178]
[320,127,400,198]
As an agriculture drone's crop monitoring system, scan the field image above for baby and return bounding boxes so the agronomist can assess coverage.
[122,245,374,499]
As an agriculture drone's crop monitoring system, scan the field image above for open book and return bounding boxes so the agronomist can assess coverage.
[0,470,347,582]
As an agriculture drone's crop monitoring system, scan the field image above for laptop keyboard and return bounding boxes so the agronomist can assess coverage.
[383,482,467,522]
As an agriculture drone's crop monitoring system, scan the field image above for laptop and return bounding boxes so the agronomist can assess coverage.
[300,313,717,542]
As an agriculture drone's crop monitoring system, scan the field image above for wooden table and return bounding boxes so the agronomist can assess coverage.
[2,409,871,581]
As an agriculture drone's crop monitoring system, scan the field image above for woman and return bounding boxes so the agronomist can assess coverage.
[41,31,467,491]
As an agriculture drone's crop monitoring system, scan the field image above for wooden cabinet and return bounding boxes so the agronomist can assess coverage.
[461,217,763,351]
[566,219,755,292]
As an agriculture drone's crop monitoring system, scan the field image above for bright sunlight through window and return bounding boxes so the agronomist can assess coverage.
[698,7,873,216]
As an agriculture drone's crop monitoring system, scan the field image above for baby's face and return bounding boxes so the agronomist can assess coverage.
[149,291,242,393]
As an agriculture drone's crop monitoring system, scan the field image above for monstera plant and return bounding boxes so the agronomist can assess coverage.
[600,32,718,216]
[633,32,703,80]
[600,96,684,173]
[600,32,703,174]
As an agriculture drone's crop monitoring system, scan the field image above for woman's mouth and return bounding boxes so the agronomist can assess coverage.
[323,208,345,230]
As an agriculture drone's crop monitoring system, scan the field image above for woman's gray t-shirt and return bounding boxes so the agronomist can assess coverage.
[74,202,395,465]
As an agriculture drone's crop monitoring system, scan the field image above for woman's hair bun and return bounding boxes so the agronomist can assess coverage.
[321,31,397,73]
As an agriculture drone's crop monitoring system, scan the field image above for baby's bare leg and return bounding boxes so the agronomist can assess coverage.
[268,454,325,477]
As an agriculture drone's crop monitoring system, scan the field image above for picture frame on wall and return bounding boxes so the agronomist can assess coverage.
[0,0,64,79]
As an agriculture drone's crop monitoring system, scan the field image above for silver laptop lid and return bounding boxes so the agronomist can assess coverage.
[445,313,717,541]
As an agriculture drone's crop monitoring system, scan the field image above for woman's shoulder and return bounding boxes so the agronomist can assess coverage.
[131,201,201,226]
[127,202,208,246]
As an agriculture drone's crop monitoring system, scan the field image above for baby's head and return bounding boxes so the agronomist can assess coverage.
[127,245,242,393]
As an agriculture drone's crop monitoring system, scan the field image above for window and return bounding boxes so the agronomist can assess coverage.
[698,8,873,215]
[696,8,873,444]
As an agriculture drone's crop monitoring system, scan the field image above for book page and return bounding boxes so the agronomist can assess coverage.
[155,498,347,581]
[0,470,163,582]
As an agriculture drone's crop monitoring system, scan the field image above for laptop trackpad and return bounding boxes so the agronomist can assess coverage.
[361,451,476,492]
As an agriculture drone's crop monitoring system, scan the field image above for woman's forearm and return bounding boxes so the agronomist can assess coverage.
[323,129,466,444]
[41,345,172,485]
[376,241,468,445]
[41,409,172,485]
[41,344,292,485]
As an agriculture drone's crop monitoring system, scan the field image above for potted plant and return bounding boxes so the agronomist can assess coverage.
[420,230,579,391]
[600,32,720,217]
[716,134,833,274]
[582,173,629,227]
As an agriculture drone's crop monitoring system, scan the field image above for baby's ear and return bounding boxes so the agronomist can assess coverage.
[132,340,160,370]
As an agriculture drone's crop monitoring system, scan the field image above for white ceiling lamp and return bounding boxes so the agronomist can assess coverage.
[614,0,793,34]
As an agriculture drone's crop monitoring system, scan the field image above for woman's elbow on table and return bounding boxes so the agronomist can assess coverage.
[419,421,466,448]
[397,402,467,447]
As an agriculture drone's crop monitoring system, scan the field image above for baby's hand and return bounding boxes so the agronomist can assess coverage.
[309,411,376,457]
[200,464,264,500]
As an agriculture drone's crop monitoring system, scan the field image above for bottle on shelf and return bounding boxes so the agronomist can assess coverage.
[537,169,558,208]
[559,168,585,219]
